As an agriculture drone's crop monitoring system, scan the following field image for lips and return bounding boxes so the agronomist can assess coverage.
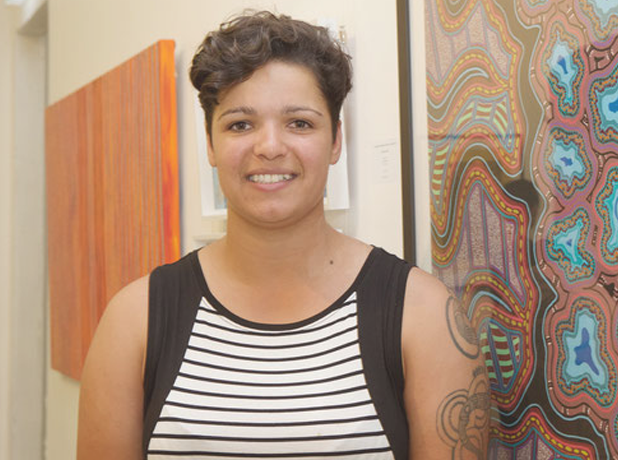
[247,173,295,184]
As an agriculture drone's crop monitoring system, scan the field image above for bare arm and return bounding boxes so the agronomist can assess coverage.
[76,275,149,460]
[402,268,490,459]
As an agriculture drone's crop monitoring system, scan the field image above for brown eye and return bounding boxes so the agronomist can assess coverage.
[229,121,251,132]
[290,120,311,130]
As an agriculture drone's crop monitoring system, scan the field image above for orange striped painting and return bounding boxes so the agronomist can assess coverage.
[45,40,180,380]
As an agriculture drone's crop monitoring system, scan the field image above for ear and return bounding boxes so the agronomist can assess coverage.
[206,129,216,167]
[329,120,343,165]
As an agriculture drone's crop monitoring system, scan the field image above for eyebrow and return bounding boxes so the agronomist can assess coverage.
[217,106,256,121]
[217,105,324,121]
[283,105,324,117]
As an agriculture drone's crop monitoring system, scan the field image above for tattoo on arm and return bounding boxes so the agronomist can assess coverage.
[446,295,479,359]
[437,366,490,459]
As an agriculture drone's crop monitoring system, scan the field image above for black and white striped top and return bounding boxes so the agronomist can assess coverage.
[143,247,412,460]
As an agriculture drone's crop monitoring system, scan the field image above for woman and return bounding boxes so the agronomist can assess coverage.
[77,11,489,460]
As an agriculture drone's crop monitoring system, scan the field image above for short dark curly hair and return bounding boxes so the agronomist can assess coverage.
[189,11,353,140]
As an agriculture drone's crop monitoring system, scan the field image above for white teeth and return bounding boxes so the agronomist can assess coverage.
[248,174,293,184]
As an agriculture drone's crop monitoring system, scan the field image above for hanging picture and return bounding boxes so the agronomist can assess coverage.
[45,40,181,380]
[400,0,618,458]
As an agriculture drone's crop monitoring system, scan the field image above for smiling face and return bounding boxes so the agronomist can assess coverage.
[207,61,342,229]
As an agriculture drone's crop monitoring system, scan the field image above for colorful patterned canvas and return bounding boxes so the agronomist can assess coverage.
[45,40,180,380]
[424,0,618,457]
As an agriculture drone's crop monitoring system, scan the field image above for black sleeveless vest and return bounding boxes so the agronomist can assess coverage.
[142,247,412,459]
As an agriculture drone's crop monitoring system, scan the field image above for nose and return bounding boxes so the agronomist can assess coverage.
[253,124,286,160]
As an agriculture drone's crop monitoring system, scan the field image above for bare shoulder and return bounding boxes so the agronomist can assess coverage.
[100,275,150,335]
[77,275,150,460]
[82,274,150,379]
[401,267,454,344]
[402,267,483,366]
[403,267,450,314]
[400,268,490,459]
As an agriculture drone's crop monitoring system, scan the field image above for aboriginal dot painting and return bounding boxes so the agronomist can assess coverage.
[424,0,618,458]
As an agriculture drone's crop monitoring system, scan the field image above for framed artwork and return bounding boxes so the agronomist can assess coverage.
[45,40,181,380]
[399,0,618,458]
[397,0,417,265]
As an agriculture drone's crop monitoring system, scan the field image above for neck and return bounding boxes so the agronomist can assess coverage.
[218,208,340,283]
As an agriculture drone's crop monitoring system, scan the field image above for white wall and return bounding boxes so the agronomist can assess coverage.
[11,32,47,460]
[45,0,409,457]
[409,0,432,271]
[0,5,16,460]
[0,2,48,458]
